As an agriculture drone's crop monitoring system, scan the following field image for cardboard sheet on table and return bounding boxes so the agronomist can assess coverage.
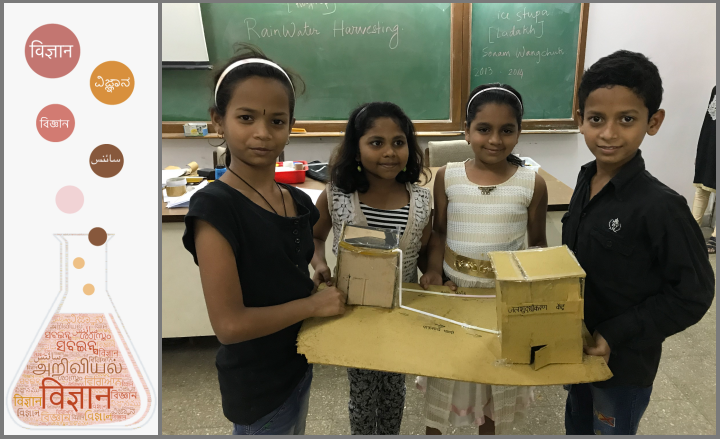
[297,282,612,386]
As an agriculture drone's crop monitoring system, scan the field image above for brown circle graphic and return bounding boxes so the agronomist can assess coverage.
[89,228,108,246]
[73,257,85,269]
[83,284,95,295]
[25,24,80,78]
[90,144,123,178]
[90,61,134,105]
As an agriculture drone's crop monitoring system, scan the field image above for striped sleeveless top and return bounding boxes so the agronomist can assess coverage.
[359,202,410,235]
[443,160,536,288]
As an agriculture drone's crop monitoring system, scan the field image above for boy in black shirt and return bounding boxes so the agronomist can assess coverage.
[562,50,715,435]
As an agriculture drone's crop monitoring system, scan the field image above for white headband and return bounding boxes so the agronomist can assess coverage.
[466,87,523,117]
[214,58,295,106]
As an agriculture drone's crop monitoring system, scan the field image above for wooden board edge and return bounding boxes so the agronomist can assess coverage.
[572,4,591,123]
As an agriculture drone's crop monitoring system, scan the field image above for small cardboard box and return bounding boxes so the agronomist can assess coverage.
[488,245,586,370]
[183,123,208,137]
[335,224,402,309]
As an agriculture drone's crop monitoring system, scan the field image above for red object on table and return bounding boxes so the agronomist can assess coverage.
[274,160,308,184]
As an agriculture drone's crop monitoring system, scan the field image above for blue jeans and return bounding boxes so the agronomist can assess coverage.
[232,365,313,435]
[564,383,653,435]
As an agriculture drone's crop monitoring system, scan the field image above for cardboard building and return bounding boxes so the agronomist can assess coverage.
[488,245,586,370]
[335,224,403,309]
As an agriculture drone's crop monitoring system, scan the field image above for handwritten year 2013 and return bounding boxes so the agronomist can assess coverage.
[473,67,523,79]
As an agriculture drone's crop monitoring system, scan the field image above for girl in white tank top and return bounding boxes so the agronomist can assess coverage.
[418,83,549,435]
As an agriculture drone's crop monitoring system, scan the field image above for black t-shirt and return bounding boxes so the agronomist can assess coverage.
[562,150,715,388]
[182,180,320,425]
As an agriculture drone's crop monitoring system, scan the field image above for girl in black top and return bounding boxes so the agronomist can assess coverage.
[182,44,346,435]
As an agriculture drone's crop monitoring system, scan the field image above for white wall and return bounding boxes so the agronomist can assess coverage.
[579,3,716,203]
[162,3,716,205]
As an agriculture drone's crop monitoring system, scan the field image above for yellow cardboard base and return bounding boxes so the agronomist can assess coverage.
[297,283,612,386]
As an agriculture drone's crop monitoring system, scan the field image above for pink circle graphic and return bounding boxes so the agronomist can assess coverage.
[36,104,75,142]
[25,24,80,78]
[56,186,84,213]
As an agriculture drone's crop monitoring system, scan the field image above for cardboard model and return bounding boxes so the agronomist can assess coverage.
[488,245,586,370]
[335,224,403,309]
[297,282,612,386]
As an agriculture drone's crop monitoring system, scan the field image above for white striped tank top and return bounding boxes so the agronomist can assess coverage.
[443,160,536,288]
[359,202,410,235]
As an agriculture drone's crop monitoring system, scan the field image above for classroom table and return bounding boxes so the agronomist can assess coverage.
[161,167,573,222]
[161,167,574,338]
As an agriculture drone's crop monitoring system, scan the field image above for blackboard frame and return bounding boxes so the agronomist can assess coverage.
[161,3,589,136]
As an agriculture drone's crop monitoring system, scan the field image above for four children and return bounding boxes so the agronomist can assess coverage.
[184,45,716,435]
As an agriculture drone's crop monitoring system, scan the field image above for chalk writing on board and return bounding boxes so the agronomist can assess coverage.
[507,68,523,79]
[333,20,400,49]
[495,8,552,23]
[489,22,543,43]
[474,67,524,79]
[515,8,550,23]
[245,18,321,39]
[474,5,569,84]
[243,16,401,49]
[476,44,565,77]
[288,3,337,15]
[516,46,564,64]
[482,48,510,58]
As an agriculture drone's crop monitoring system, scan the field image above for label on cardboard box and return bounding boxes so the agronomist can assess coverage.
[183,123,208,137]
[502,300,582,320]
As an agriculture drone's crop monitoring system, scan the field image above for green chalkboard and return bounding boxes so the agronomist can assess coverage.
[162,3,452,121]
[470,3,581,120]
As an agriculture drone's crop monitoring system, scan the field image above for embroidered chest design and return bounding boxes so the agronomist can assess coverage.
[608,218,622,233]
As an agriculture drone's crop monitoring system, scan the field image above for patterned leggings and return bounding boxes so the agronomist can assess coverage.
[347,368,406,435]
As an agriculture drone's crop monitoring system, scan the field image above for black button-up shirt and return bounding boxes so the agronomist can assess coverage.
[562,150,715,387]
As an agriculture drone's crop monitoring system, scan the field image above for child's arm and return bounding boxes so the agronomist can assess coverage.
[311,189,333,287]
[420,166,450,289]
[527,173,549,248]
[194,219,346,345]
[416,216,433,274]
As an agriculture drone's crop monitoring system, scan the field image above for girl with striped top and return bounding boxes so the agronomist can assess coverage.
[311,102,433,434]
[418,83,548,435]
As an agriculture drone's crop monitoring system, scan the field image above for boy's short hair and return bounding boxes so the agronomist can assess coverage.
[578,50,663,121]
